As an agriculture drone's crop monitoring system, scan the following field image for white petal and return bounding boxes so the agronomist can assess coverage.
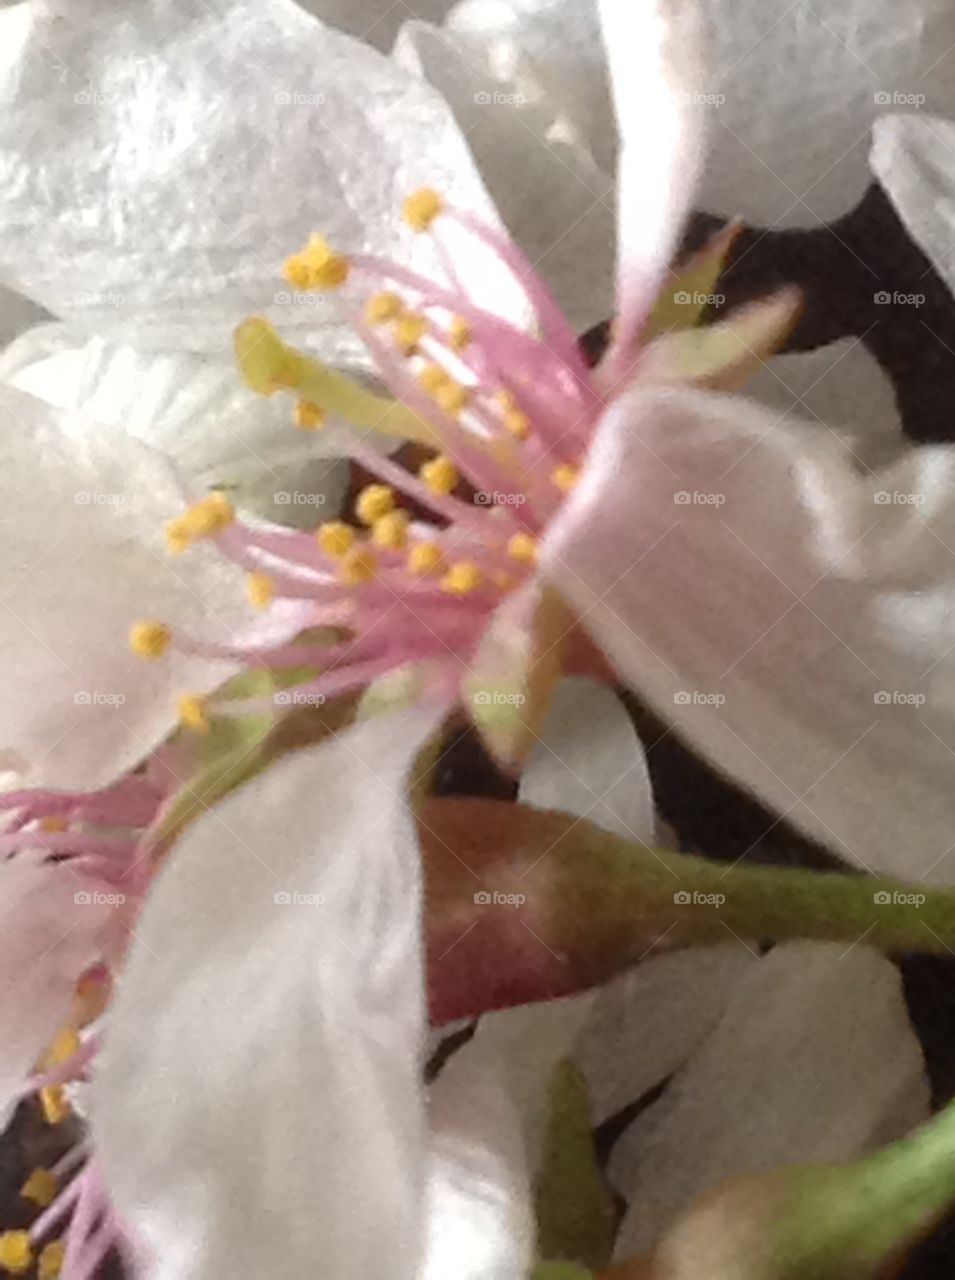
[745,339,904,473]
[0,0,514,353]
[519,675,655,844]
[424,1043,534,1280]
[871,113,955,299]
[446,0,955,225]
[611,942,929,1256]
[597,0,703,373]
[574,945,758,1128]
[544,383,955,881]
[394,19,615,334]
[94,706,443,1280]
[0,384,261,790]
[0,858,112,1117]
[1,324,352,519]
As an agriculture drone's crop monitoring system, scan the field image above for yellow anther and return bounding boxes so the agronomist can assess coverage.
[21,1168,57,1209]
[406,541,445,577]
[178,693,211,735]
[39,816,67,834]
[418,363,451,395]
[339,546,378,586]
[440,561,484,595]
[419,455,460,496]
[496,388,517,412]
[434,380,470,417]
[365,291,403,324]
[39,1086,70,1127]
[0,1231,32,1275]
[317,521,356,558]
[167,493,234,553]
[246,572,274,611]
[164,515,191,554]
[371,510,410,551]
[503,408,530,441]
[355,484,396,526]
[294,399,326,430]
[403,187,444,232]
[285,234,350,289]
[38,1242,65,1280]
[507,533,538,565]
[47,1028,80,1067]
[449,316,471,350]
[551,463,580,492]
[129,621,171,661]
[394,312,427,355]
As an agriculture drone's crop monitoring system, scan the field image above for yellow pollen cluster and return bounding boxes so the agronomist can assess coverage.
[448,316,471,350]
[403,187,444,232]
[394,312,427,355]
[39,1086,69,1126]
[165,492,234,553]
[246,571,274,610]
[551,463,580,492]
[434,380,470,417]
[178,693,211,734]
[339,546,378,586]
[38,1243,65,1280]
[0,1232,31,1276]
[39,815,67,834]
[317,521,355,558]
[420,455,459,496]
[440,561,483,595]
[406,541,444,576]
[503,408,530,440]
[20,1168,57,1209]
[365,290,403,324]
[507,533,538,565]
[284,233,350,290]
[418,363,450,395]
[355,484,395,526]
[371,510,409,550]
[294,399,326,430]
[129,620,171,661]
